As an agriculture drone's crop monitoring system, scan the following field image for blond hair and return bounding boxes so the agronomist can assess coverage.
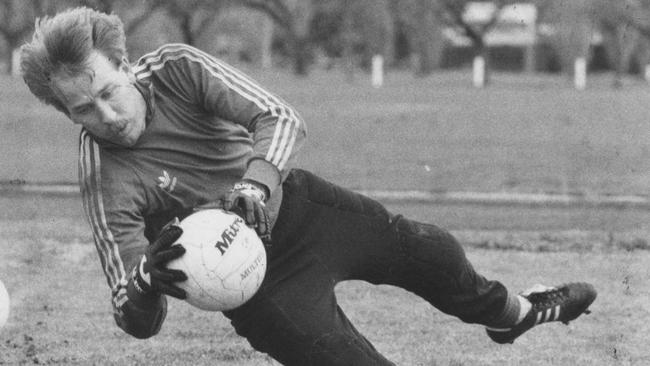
[20,7,127,114]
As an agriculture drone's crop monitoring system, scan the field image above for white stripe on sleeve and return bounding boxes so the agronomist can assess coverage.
[134,44,301,171]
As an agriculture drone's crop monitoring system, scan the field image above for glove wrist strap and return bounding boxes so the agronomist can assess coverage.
[232,181,267,202]
[131,264,154,296]
[127,273,161,307]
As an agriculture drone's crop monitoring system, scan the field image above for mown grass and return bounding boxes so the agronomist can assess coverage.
[0,226,647,365]
[2,67,650,364]
[2,68,650,195]
[0,196,649,365]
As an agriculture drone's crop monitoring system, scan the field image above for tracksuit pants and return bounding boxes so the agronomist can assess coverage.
[223,169,509,366]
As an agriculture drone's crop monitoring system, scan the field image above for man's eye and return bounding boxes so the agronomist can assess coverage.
[74,105,93,115]
[101,90,113,99]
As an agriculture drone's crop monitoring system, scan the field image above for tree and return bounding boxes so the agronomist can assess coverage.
[241,0,314,75]
[310,0,394,79]
[83,0,224,48]
[593,0,650,86]
[538,0,650,87]
[540,0,593,77]
[387,0,448,76]
[0,0,228,75]
[153,0,221,45]
[0,0,53,75]
[79,0,118,13]
[436,0,554,83]
[436,0,511,85]
[413,0,443,75]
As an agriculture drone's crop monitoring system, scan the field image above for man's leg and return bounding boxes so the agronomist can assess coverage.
[279,169,596,345]
[385,215,596,344]
[223,254,395,366]
[485,282,596,344]
[277,169,516,327]
[381,215,520,325]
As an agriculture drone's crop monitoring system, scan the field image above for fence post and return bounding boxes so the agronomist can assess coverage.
[11,48,21,78]
[371,54,384,88]
[473,55,486,88]
[574,57,587,90]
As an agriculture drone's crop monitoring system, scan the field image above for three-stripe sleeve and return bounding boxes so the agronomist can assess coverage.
[78,130,128,309]
[133,44,305,177]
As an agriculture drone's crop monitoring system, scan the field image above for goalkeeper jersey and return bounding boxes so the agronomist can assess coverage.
[78,44,305,331]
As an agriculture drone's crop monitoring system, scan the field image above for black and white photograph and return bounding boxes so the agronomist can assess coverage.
[0,1,648,365]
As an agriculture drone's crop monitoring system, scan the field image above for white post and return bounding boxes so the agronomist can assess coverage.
[644,64,650,82]
[574,57,587,90]
[473,56,486,88]
[371,54,384,88]
[11,48,21,77]
[524,6,538,74]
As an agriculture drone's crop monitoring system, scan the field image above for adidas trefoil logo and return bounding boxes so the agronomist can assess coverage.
[157,170,177,192]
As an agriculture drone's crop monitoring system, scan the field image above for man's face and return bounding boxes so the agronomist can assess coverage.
[52,51,147,147]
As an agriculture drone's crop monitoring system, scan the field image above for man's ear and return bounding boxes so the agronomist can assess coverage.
[119,56,136,82]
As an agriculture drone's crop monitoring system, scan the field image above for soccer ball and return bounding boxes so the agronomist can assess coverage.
[0,279,9,328]
[166,209,267,311]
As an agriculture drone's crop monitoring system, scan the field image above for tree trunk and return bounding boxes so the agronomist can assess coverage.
[4,51,13,75]
[341,1,355,81]
[414,0,443,76]
[271,0,313,76]
[178,12,194,45]
[292,36,310,76]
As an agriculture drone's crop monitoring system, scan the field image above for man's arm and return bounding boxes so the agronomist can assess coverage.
[205,52,307,194]
[79,131,183,339]
[138,44,306,238]
[198,48,307,238]
[113,284,167,339]
[138,44,307,195]
[114,222,187,339]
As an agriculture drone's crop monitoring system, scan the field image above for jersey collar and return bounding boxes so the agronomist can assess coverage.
[134,78,156,127]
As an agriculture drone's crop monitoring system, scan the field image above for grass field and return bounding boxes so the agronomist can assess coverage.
[2,69,650,195]
[0,195,649,365]
[2,68,650,365]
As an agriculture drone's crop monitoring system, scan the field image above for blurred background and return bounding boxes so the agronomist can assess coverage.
[3,0,650,80]
[2,0,650,199]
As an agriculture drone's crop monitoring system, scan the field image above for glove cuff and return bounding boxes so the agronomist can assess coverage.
[130,263,155,296]
[242,158,281,195]
[127,277,162,308]
[233,180,268,202]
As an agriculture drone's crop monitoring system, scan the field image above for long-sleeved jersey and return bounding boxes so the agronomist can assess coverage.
[78,44,305,338]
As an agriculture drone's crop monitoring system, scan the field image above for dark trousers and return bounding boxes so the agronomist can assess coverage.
[224,169,508,366]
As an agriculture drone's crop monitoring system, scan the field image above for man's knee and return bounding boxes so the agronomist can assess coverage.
[392,215,467,271]
[391,215,508,322]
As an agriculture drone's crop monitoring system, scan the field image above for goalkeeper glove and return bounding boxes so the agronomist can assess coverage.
[199,180,271,242]
[130,219,188,299]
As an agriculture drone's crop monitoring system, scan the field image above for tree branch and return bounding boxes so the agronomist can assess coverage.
[440,0,483,45]
[240,0,292,31]
[124,2,167,35]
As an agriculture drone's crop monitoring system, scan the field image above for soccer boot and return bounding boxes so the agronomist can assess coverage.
[486,282,597,344]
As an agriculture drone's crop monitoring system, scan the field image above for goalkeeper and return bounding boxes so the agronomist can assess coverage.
[20,7,596,366]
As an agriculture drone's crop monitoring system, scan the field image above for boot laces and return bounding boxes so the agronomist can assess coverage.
[528,287,567,311]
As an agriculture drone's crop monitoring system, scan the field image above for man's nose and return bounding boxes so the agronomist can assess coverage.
[96,101,117,125]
